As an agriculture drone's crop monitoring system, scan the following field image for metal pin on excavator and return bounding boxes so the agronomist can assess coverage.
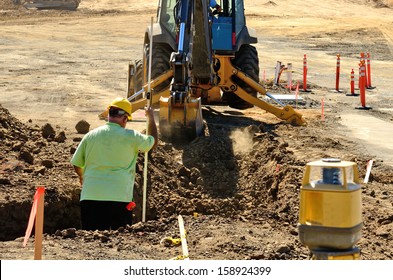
[125,0,306,140]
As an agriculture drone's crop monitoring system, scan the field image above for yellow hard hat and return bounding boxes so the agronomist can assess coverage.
[108,97,132,120]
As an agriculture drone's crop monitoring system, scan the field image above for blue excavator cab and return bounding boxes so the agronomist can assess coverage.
[211,16,233,50]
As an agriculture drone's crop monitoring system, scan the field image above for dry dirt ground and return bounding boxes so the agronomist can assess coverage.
[0,0,393,260]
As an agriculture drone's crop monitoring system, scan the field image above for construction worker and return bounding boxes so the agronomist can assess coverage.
[71,97,158,231]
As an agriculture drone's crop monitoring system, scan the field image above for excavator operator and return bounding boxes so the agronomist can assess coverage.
[210,0,222,14]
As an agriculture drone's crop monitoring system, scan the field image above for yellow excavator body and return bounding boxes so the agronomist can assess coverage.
[121,0,306,140]
[124,54,305,139]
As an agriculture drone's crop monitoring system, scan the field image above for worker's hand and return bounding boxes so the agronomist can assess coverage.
[78,175,83,186]
[145,106,155,120]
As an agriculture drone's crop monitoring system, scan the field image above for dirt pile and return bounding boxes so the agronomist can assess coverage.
[135,114,304,227]
[0,104,81,241]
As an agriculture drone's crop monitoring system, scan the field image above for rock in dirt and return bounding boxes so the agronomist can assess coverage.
[54,131,66,143]
[41,123,55,139]
[0,178,11,185]
[75,120,90,134]
[18,149,34,164]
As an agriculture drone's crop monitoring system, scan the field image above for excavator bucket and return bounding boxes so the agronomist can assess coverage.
[159,96,204,140]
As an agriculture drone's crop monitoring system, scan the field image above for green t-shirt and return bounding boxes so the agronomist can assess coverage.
[71,122,154,202]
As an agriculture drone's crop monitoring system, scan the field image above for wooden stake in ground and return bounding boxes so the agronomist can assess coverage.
[34,187,45,260]
[178,215,189,260]
[23,186,45,260]
[364,160,374,184]
[142,16,154,223]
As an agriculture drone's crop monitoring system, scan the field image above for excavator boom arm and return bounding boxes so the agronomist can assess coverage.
[217,55,306,126]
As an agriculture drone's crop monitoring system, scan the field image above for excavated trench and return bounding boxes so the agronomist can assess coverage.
[0,103,306,241]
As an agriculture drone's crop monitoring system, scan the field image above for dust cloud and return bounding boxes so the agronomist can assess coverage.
[230,127,254,155]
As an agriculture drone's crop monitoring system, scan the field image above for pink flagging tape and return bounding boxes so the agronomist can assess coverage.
[364,160,374,184]
[23,187,45,247]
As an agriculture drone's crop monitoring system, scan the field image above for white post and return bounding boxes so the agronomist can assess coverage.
[178,215,189,260]
[364,160,374,184]
[142,17,154,223]
[274,61,281,85]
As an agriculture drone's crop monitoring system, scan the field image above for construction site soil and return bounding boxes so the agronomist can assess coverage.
[1,0,393,260]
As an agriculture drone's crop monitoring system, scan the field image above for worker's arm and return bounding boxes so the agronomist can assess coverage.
[146,107,158,150]
[73,165,84,185]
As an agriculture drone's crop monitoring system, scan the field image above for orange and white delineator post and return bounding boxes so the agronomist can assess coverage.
[356,60,372,110]
[366,52,372,88]
[302,54,309,92]
[335,54,341,92]
[359,60,366,105]
[350,69,355,94]
[360,52,369,89]
[347,68,356,96]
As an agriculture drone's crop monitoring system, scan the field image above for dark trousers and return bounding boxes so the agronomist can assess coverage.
[80,200,132,231]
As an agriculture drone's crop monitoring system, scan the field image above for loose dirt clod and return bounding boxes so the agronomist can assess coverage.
[41,123,55,139]
[75,120,90,134]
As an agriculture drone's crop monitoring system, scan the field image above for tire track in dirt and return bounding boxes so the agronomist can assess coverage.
[379,26,393,56]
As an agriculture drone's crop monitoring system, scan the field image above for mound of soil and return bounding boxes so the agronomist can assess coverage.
[1,101,393,260]
[0,104,81,241]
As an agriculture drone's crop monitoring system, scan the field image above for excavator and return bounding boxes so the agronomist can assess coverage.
[126,0,306,140]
